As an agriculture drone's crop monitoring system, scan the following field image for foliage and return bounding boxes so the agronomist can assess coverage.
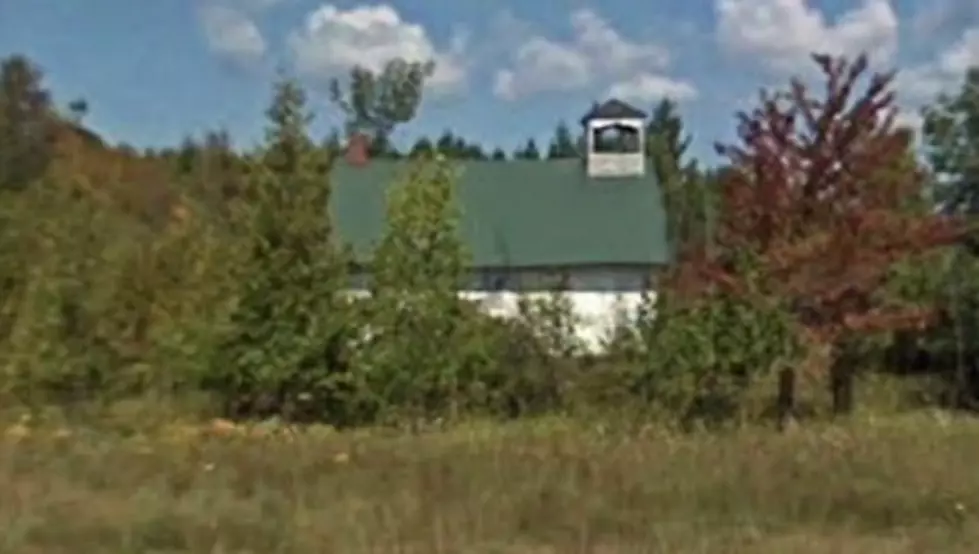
[0,55,56,191]
[645,98,716,254]
[0,172,236,406]
[650,54,965,417]
[645,99,692,170]
[329,58,433,141]
[205,76,356,423]
[488,285,587,416]
[513,138,541,160]
[918,64,979,407]
[546,120,579,159]
[922,67,979,214]
[170,130,243,214]
[429,129,487,159]
[408,136,435,158]
[353,153,476,423]
[638,289,803,425]
[689,55,963,341]
[0,50,975,431]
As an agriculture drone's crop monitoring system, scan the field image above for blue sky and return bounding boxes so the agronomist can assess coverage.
[1,0,977,163]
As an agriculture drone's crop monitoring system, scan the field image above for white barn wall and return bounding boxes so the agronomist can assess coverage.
[350,266,656,353]
[463,266,654,353]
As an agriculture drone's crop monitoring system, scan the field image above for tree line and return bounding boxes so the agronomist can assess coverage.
[1,51,978,429]
[151,104,663,162]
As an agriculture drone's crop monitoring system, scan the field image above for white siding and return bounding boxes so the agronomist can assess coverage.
[585,152,646,178]
[462,266,653,353]
[347,266,654,353]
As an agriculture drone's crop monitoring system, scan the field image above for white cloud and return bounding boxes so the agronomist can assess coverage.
[198,3,268,66]
[493,38,592,99]
[607,73,698,103]
[196,0,292,67]
[899,28,979,103]
[288,4,469,96]
[715,0,899,74]
[492,9,695,102]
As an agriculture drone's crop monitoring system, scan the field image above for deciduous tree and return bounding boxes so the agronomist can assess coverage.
[679,54,965,414]
[329,58,433,146]
[357,153,472,421]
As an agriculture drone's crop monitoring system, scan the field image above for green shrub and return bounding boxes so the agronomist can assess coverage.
[202,79,359,424]
[635,291,804,427]
[352,154,480,424]
[0,175,235,407]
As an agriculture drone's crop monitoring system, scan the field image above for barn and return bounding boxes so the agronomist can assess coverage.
[330,99,670,351]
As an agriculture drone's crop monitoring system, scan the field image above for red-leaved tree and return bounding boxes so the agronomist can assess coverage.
[674,54,965,414]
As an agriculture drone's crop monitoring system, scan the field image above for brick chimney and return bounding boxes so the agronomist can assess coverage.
[345,132,370,167]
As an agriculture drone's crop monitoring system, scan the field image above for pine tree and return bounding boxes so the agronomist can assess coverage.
[435,129,458,156]
[920,65,979,406]
[409,136,435,158]
[645,98,711,254]
[515,138,540,160]
[922,67,979,215]
[0,55,56,191]
[211,75,354,422]
[546,120,578,159]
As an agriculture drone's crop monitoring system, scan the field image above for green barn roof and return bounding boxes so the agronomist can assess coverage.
[331,159,669,269]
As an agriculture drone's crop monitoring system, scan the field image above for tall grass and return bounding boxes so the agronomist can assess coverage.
[0,412,976,553]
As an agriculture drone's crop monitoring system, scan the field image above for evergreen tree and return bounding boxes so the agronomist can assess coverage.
[0,55,56,191]
[321,128,342,157]
[920,65,979,406]
[922,67,979,215]
[409,136,435,158]
[67,98,88,123]
[211,75,354,422]
[435,129,458,156]
[645,98,711,253]
[174,136,198,176]
[546,120,578,159]
[514,138,540,160]
[369,128,400,158]
[464,143,487,160]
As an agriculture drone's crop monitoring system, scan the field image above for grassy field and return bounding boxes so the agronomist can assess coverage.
[1,410,977,553]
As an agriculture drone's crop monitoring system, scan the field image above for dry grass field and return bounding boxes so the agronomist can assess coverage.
[1,409,977,553]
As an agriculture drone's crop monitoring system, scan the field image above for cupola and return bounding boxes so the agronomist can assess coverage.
[579,99,647,178]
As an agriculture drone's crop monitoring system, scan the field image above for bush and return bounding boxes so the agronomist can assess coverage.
[351,154,476,424]
[202,79,359,424]
[468,294,584,418]
[0,175,236,407]
[635,291,805,427]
